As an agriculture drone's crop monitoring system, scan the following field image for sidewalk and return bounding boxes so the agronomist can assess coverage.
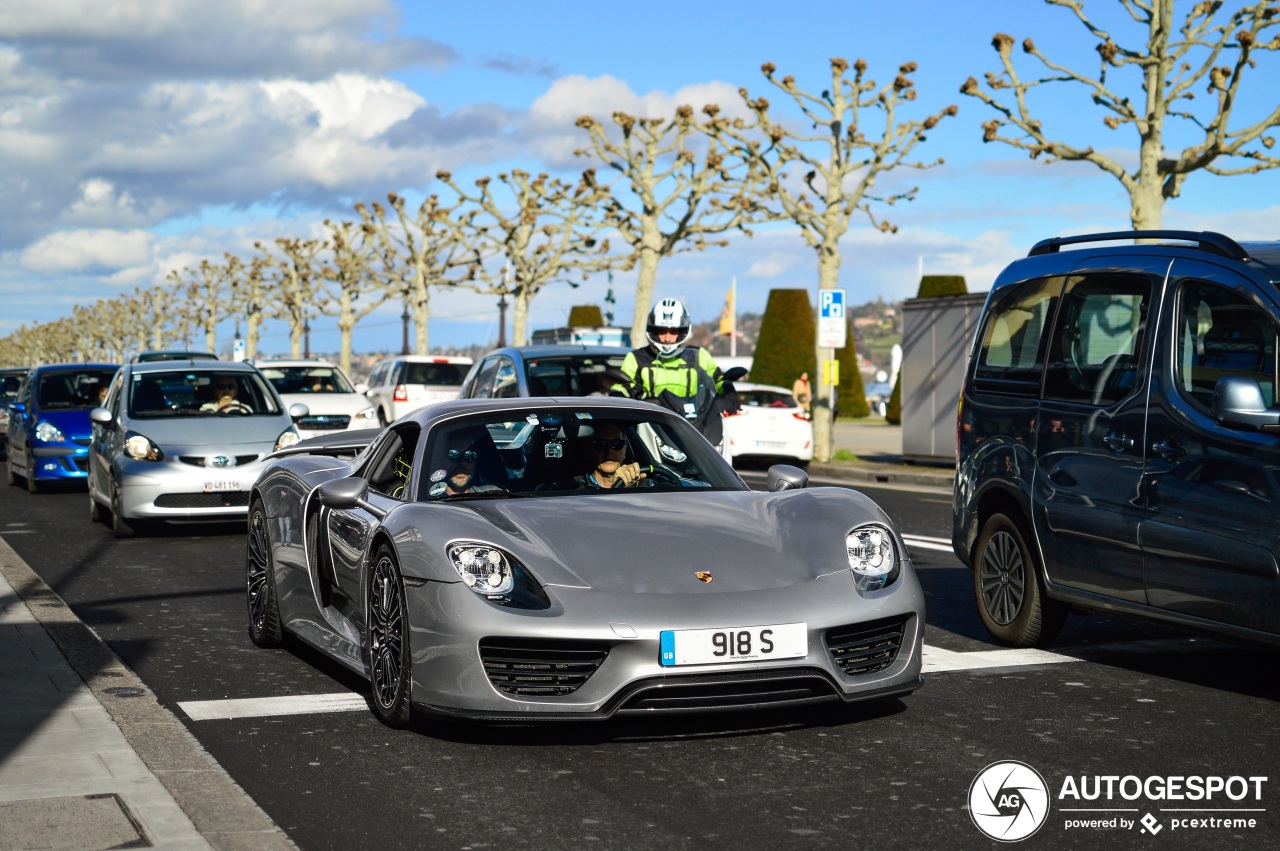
[816,417,954,489]
[0,537,292,851]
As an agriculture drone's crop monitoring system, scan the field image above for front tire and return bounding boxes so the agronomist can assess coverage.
[89,489,102,523]
[110,484,136,539]
[366,545,412,728]
[974,513,1066,647]
[246,501,283,648]
[25,451,39,493]
[6,453,15,486]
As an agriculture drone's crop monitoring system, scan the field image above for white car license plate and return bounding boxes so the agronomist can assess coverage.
[203,480,241,492]
[660,623,806,667]
[757,440,788,450]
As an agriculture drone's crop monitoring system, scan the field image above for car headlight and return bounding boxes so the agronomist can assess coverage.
[449,542,515,595]
[275,426,301,451]
[124,432,163,461]
[35,421,66,443]
[353,406,377,422]
[846,524,900,593]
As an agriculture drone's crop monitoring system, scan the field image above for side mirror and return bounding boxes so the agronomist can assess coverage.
[1212,376,1280,433]
[767,464,809,492]
[355,382,369,394]
[89,407,114,426]
[288,403,310,420]
[723,366,749,383]
[10,402,25,414]
[316,476,370,509]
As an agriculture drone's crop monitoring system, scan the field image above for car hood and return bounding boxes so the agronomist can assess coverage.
[35,408,94,440]
[278,393,373,415]
[125,415,291,451]
[403,488,892,594]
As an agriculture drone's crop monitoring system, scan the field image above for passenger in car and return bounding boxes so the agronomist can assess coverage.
[426,431,506,498]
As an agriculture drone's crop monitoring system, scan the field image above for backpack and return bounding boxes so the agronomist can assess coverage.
[629,346,724,445]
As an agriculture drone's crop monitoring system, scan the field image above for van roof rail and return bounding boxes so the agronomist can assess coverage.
[1028,230,1249,262]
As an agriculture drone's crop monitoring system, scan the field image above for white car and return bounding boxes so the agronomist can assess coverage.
[257,360,378,438]
[365,355,473,425]
[722,382,814,467]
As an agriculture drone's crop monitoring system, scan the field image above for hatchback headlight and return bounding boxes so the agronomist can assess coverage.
[124,432,163,461]
[275,426,301,451]
[35,421,66,443]
[448,542,514,596]
[846,524,900,593]
[353,406,377,422]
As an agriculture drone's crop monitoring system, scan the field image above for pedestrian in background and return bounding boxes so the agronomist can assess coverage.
[792,371,811,414]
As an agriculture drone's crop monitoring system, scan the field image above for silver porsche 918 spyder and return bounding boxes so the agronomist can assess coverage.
[246,396,924,727]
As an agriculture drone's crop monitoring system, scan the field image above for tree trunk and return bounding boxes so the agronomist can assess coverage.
[412,273,430,354]
[812,240,842,463]
[339,294,355,375]
[204,323,217,355]
[629,224,663,348]
[512,286,533,346]
[1129,180,1164,231]
[289,317,303,358]
[246,313,262,360]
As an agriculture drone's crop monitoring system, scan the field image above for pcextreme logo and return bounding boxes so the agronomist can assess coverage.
[969,761,1051,842]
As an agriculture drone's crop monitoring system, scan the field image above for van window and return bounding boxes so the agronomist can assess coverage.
[1043,273,1153,406]
[1176,281,1278,410]
[973,277,1062,395]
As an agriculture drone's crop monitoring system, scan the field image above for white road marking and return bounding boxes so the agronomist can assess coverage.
[180,692,368,720]
[0,530,36,534]
[902,536,954,553]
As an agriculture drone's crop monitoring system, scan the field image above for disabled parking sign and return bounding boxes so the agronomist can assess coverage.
[818,288,846,348]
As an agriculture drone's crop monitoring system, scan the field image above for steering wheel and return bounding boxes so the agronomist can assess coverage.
[218,400,253,415]
[644,465,683,486]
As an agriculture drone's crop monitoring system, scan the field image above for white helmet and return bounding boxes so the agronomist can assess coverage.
[645,298,692,357]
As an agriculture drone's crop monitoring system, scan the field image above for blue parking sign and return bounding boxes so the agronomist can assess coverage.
[819,289,845,319]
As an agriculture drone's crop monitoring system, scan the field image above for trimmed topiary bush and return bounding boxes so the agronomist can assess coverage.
[884,369,902,424]
[749,289,815,389]
[835,317,869,418]
[917,275,967,298]
[567,304,605,326]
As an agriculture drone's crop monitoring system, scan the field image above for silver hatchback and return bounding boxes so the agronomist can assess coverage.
[88,360,307,537]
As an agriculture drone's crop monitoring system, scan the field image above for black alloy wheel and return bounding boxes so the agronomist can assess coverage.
[110,484,135,539]
[973,512,1066,647]
[367,545,412,728]
[25,451,39,493]
[246,502,283,647]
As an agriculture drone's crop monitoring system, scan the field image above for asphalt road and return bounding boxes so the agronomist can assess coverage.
[2,476,1276,850]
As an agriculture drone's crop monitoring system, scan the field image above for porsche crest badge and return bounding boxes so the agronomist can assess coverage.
[694,571,713,583]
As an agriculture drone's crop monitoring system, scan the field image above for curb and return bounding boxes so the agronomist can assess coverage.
[808,461,954,489]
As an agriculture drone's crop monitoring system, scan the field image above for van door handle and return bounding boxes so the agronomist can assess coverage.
[1102,433,1133,453]
[1151,440,1187,460]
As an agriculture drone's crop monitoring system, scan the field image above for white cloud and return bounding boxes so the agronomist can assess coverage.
[19,228,154,272]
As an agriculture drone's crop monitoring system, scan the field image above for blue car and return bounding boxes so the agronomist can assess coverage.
[6,363,119,492]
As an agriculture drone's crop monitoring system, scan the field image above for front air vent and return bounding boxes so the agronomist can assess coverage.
[825,616,908,677]
[178,454,259,467]
[614,669,837,714]
[479,638,609,696]
[154,492,251,509]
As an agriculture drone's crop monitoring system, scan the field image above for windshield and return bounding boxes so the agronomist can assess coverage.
[36,368,118,410]
[128,370,282,418]
[261,366,354,394]
[414,407,745,500]
[525,354,627,396]
[739,389,798,408]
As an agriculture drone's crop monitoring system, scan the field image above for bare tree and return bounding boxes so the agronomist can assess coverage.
[438,169,615,345]
[224,254,269,359]
[575,105,773,348]
[318,219,392,374]
[726,57,957,462]
[357,192,482,355]
[256,237,325,358]
[167,259,238,353]
[963,0,1280,230]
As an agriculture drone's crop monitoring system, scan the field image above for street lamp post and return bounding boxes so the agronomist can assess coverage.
[400,305,411,355]
[303,320,311,359]
[497,295,508,347]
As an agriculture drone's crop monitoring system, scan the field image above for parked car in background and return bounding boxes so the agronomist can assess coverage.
[258,359,378,438]
[458,345,630,399]
[246,396,923,727]
[0,366,30,460]
[722,382,814,468]
[366,355,473,425]
[132,350,219,363]
[954,230,1280,649]
[864,381,893,418]
[88,359,306,537]
[6,364,119,492]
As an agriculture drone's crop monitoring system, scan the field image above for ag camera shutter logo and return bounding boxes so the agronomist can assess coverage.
[969,760,1051,841]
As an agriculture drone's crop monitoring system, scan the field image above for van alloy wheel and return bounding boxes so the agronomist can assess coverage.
[973,513,1066,648]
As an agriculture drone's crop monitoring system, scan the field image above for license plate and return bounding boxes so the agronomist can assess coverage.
[757,440,788,450]
[660,623,806,667]
[203,480,241,492]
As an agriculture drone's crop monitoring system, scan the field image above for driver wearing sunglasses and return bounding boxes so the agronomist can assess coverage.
[571,423,649,490]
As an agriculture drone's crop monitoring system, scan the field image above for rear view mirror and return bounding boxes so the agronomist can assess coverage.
[767,464,809,492]
[1212,376,1280,433]
[89,407,114,426]
[317,476,370,509]
[288,403,310,420]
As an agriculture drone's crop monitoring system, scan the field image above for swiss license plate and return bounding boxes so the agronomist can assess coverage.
[757,440,788,450]
[660,623,806,667]
[203,480,241,492]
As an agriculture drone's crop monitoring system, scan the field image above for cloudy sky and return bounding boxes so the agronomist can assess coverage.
[3,0,1278,356]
